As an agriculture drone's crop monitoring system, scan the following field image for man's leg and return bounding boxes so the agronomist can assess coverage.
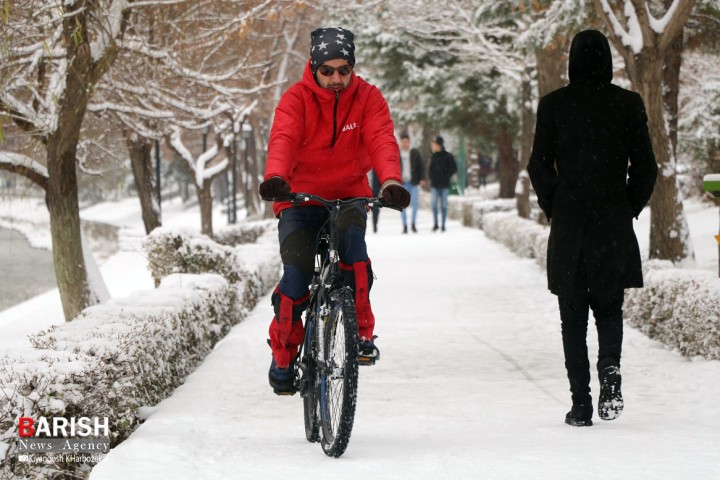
[431,188,439,229]
[371,205,379,233]
[336,206,380,363]
[558,294,592,405]
[590,290,625,420]
[268,207,323,393]
[558,291,593,425]
[409,183,419,231]
[590,291,624,367]
[401,181,411,231]
[440,188,449,230]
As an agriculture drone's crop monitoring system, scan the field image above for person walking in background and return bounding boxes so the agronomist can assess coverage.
[478,151,493,188]
[527,30,657,427]
[399,132,426,233]
[369,169,382,233]
[428,136,457,232]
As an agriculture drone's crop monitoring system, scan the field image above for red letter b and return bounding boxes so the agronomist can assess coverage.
[18,417,34,437]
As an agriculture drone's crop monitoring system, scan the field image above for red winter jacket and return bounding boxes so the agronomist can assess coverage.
[265,61,401,215]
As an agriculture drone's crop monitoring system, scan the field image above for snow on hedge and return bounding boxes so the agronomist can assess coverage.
[624,260,720,360]
[0,221,280,479]
[481,210,720,361]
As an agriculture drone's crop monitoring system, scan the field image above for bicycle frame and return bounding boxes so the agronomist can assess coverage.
[270,192,397,455]
[282,193,385,363]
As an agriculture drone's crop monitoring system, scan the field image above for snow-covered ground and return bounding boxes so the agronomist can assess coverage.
[2,195,719,479]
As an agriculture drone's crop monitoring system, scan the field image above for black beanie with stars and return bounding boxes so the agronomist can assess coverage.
[310,27,355,73]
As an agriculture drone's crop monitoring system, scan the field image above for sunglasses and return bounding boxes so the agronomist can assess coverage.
[317,64,353,77]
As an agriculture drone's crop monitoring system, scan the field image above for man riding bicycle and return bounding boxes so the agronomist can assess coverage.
[259,27,410,395]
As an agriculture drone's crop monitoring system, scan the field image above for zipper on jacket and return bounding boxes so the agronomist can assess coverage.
[331,91,340,147]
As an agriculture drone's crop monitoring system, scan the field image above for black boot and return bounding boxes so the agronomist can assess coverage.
[565,403,593,427]
[598,358,624,420]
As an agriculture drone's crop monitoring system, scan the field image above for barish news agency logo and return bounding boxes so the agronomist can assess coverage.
[16,416,111,463]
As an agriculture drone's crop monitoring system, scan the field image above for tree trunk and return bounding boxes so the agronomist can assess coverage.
[126,131,161,234]
[46,133,97,321]
[535,39,568,98]
[246,128,260,217]
[516,74,534,218]
[44,18,100,321]
[662,9,683,158]
[496,124,517,199]
[197,179,214,237]
[635,57,694,262]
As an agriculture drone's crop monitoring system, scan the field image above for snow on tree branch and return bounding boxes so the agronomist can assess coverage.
[90,0,128,62]
[0,151,49,190]
[647,0,683,33]
[597,0,644,53]
[168,126,227,189]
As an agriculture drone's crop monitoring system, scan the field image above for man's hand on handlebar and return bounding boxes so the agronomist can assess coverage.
[381,183,411,209]
[259,176,290,200]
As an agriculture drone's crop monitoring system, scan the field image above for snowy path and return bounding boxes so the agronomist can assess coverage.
[90,209,720,480]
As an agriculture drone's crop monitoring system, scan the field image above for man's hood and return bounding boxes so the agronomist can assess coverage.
[568,30,613,84]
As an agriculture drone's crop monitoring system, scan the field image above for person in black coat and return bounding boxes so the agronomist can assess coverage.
[428,136,457,232]
[527,29,657,427]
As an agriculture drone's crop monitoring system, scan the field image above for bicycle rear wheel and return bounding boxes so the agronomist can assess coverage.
[319,287,359,457]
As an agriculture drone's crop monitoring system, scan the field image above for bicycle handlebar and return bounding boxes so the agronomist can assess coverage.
[269,192,403,211]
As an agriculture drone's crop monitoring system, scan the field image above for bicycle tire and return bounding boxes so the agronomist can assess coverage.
[319,287,359,457]
[302,311,320,443]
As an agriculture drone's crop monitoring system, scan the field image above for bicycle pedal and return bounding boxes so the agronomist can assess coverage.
[358,355,377,366]
[273,388,298,396]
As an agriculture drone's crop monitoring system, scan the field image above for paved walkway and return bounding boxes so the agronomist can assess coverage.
[90,208,720,480]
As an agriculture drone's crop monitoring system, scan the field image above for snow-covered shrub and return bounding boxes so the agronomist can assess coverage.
[624,260,720,360]
[481,212,720,361]
[445,196,520,228]
[213,219,275,247]
[143,220,277,288]
[482,211,548,265]
[470,199,520,229]
[0,274,241,479]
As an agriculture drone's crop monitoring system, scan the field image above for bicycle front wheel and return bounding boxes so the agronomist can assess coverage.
[302,313,320,443]
[319,287,359,457]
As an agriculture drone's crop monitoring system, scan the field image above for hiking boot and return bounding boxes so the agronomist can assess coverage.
[565,403,593,427]
[598,359,624,420]
[358,336,380,366]
[269,357,297,395]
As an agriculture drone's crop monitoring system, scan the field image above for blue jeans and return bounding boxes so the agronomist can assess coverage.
[400,181,419,226]
[277,205,368,299]
[431,187,449,227]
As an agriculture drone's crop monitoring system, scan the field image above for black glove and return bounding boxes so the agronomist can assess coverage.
[381,184,411,209]
[259,176,290,200]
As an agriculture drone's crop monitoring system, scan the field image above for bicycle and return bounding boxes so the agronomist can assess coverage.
[272,192,397,457]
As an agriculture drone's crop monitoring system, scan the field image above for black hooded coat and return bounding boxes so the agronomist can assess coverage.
[527,30,658,297]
